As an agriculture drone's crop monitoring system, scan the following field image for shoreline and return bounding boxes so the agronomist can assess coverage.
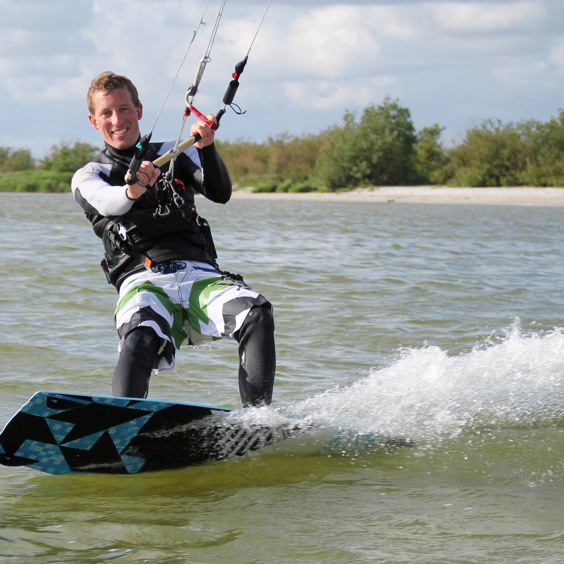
[230,186,564,206]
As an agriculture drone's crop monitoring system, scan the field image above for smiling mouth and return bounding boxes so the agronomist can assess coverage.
[113,128,128,135]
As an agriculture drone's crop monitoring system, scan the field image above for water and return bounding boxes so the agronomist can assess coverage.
[1,192,564,562]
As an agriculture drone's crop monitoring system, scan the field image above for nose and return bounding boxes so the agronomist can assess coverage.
[108,108,127,128]
[111,111,123,126]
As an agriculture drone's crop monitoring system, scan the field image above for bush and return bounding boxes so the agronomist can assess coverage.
[444,119,526,187]
[288,181,319,193]
[41,141,99,173]
[415,125,448,184]
[0,170,72,193]
[518,112,564,186]
[315,116,359,190]
[252,179,278,193]
[0,147,35,172]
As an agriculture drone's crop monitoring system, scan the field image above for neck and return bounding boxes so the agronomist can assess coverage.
[105,138,141,157]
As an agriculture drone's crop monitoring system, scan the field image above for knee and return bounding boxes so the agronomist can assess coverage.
[245,303,274,332]
[121,326,162,356]
[235,303,274,342]
[114,327,162,398]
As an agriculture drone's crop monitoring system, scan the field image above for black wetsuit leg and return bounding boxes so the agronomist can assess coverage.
[112,327,162,398]
[235,303,276,407]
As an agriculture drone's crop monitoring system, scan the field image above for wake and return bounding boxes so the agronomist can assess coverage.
[281,321,564,444]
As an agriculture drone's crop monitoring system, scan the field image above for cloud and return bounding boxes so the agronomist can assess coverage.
[283,75,397,113]
[1,0,564,156]
[548,41,564,72]
[433,1,547,34]
[284,7,382,79]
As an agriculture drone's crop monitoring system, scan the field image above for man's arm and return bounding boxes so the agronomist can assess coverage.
[198,143,232,204]
[72,159,160,216]
[71,162,134,217]
[189,115,232,204]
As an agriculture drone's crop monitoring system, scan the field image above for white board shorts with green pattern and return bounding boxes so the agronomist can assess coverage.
[114,260,270,372]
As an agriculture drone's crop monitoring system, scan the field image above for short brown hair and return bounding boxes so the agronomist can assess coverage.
[87,71,141,114]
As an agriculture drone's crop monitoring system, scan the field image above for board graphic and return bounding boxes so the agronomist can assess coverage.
[0,392,305,474]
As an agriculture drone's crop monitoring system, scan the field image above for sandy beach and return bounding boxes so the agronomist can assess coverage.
[231,186,564,206]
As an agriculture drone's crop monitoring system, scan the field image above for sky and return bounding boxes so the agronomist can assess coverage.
[1,0,564,158]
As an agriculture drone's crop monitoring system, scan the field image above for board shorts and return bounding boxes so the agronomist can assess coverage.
[114,260,270,372]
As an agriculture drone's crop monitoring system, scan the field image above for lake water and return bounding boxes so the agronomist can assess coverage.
[1,192,564,563]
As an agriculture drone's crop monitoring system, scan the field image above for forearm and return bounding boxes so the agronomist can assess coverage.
[72,165,133,216]
[199,143,232,204]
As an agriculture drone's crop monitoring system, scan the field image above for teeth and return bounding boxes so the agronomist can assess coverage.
[114,129,127,135]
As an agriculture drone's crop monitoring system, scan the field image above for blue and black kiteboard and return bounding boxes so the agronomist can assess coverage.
[0,392,307,475]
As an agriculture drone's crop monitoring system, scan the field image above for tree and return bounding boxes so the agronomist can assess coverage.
[315,98,419,190]
[266,132,321,183]
[315,111,359,190]
[445,119,526,187]
[414,124,447,184]
[519,111,564,186]
[215,139,271,185]
[354,97,418,185]
[0,147,35,172]
[40,141,99,173]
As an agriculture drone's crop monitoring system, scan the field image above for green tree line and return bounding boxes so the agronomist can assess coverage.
[3,98,564,193]
[0,142,100,193]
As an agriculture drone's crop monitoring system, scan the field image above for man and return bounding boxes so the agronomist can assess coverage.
[71,71,275,407]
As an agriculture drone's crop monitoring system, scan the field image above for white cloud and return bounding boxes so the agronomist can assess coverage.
[1,0,563,156]
[283,75,397,113]
[548,41,564,72]
[433,1,547,34]
[284,7,381,79]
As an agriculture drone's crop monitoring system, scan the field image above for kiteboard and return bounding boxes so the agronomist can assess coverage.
[0,391,308,475]
[0,391,414,475]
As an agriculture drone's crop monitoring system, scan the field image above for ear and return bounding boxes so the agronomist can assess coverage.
[136,104,143,120]
[88,114,99,130]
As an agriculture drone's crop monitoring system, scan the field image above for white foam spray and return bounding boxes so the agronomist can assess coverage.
[283,321,564,445]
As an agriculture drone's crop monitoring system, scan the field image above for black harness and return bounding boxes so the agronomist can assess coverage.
[89,144,218,289]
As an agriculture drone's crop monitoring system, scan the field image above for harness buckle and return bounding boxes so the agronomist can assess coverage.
[154,204,171,218]
[173,191,185,208]
[148,260,187,274]
[117,223,135,241]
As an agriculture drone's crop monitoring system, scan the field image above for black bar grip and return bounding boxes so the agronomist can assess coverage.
[126,133,152,185]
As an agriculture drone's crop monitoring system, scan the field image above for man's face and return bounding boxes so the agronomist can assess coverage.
[88,88,143,150]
